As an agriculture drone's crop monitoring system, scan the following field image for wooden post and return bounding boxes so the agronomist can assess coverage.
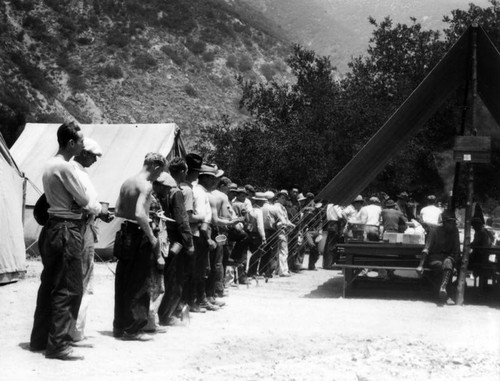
[456,25,478,305]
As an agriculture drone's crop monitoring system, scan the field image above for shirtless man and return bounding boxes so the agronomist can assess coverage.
[113,152,166,341]
[210,176,244,296]
[204,166,241,302]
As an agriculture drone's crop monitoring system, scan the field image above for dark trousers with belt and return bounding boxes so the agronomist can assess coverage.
[30,218,85,357]
[324,221,342,269]
[258,229,278,277]
[113,223,152,336]
[191,235,209,304]
[207,245,225,297]
[158,244,186,324]
[305,230,321,270]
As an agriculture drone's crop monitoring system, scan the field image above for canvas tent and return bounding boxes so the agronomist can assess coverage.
[11,123,185,258]
[0,132,26,284]
[317,25,500,205]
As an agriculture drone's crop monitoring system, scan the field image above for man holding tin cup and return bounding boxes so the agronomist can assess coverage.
[70,137,113,346]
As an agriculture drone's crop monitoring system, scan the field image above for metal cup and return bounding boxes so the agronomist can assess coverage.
[170,242,183,255]
[100,202,109,214]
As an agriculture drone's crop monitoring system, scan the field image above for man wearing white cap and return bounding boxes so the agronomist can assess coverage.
[70,137,113,345]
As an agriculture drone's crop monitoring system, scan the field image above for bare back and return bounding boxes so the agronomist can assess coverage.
[115,174,153,221]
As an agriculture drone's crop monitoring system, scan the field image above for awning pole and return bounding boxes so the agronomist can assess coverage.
[456,25,478,306]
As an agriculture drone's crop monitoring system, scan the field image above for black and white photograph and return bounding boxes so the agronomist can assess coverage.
[0,0,499,380]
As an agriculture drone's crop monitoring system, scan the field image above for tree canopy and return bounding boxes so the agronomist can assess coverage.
[196,0,500,206]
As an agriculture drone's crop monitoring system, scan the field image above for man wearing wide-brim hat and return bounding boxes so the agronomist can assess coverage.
[417,210,460,305]
[380,199,407,233]
[396,191,415,220]
[247,192,268,277]
[191,163,222,311]
[274,190,295,276]
[259,190,282,277]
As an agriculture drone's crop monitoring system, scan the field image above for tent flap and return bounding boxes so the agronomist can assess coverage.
[0,133,26,282]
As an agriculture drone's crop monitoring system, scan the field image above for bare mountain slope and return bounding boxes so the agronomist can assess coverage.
[240,0,490,72]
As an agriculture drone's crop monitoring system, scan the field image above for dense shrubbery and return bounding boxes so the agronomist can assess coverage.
[202,51,216,63]
[226,55,237,69]
[68,74,87,93]
[186,40,206,55]
[260,63,277,81]
[161,45,185,66]
[10,52,57,97]
[101,63,124,79]
[132,53,157,70]
[11,0,35,12]
[184,83,198,97]
[106,29,131,48]
[238,54,253,72]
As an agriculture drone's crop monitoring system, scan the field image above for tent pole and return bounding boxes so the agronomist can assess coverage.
[456,25,478,306]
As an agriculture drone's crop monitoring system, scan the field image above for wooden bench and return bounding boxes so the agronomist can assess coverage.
[335,242,430,298]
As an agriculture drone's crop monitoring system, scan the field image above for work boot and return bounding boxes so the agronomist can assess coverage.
[439,269,452,301]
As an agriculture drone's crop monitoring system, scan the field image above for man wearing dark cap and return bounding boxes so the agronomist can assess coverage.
[157,158,194,326]
[395,191,416,221]
[179,153,211,313]
[417,210,461,304]
[243,184,255,212]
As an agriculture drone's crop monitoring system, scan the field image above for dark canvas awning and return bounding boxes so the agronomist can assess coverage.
[318,26,500,205]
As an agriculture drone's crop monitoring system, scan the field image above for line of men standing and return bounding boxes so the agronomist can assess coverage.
[29,123,329,360]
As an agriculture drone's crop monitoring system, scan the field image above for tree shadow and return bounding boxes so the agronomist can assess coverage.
[302,276,344,299]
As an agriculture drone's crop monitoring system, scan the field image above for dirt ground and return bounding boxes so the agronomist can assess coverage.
[1,257,499,381]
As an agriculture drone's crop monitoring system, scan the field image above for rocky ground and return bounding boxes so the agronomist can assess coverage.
[1,257,499,381]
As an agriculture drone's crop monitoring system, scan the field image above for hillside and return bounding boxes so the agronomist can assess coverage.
[0,0,293,146]
[241,0,491,73]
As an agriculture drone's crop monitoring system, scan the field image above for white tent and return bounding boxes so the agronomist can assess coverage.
[11,123,185,258]
[0,132,26,284]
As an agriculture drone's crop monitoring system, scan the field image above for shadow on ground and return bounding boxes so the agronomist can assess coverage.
[304,272,500,308]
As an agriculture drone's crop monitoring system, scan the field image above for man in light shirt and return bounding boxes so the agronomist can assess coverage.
[324,202,345,269]
[419,195,442,230]
[30,122,89,360]
[359,196,382,241]
[274,190,295,277]
[192,164,220,311]
[70,138,113,344]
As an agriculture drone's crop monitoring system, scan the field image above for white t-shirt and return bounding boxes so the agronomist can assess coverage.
[359,204,381,226]
[419,205,442,225]
[43,156,89,219]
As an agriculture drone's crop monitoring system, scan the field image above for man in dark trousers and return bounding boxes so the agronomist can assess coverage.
[157,159,194,325]
[30,122,89,360]
[417,210,461,305]
[113,153,166,341]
